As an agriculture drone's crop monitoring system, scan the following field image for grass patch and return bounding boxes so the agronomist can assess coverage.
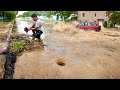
[11,39,26,53]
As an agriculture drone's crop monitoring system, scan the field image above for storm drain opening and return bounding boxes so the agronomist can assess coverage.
[56,60,66,66]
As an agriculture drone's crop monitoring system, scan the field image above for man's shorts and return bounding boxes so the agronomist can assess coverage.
[32,30,43,39]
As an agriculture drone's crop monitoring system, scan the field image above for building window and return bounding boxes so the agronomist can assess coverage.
[82,13,85,17]
[95,13,96,17]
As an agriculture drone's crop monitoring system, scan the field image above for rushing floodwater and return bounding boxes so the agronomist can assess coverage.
[16,18,33,35]
[14,18,120,79]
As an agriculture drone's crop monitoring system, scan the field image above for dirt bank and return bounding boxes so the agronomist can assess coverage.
[0,22,13,79]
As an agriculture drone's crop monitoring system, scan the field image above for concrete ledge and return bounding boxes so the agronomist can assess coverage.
[0,21,14,54]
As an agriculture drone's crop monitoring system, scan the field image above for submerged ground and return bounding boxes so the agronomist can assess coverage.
[13,19,120,79]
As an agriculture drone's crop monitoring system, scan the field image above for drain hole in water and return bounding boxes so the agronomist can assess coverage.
[57,61,66,66]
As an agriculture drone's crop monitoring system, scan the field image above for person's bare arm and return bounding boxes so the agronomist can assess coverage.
[30,27,39,30]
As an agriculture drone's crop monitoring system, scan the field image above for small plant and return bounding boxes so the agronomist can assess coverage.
[103,21,107,27]
[38,39,44,45]
[11,39,26,53]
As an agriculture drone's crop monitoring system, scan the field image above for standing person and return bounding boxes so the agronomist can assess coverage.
[30,14,44,42]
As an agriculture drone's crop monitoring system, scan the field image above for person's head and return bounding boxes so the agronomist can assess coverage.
[31,14,38,21]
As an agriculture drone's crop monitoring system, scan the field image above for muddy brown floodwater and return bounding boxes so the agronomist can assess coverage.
[13,19,120,79]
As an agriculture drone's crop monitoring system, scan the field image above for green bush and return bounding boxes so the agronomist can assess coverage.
[5,12,16,21]
[109,23,114,28]
[103,21,107,27]
[0,11,16,22]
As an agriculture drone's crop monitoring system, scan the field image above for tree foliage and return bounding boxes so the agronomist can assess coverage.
[0,11,17,21]
[43,11,77,21]
[41,11,54,18]
[18,11,43,17]
[106,11,120,26]
[54,11,77,20]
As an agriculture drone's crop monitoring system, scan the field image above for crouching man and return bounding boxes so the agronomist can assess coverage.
[24,14,45,45]
[30,14,44,41]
